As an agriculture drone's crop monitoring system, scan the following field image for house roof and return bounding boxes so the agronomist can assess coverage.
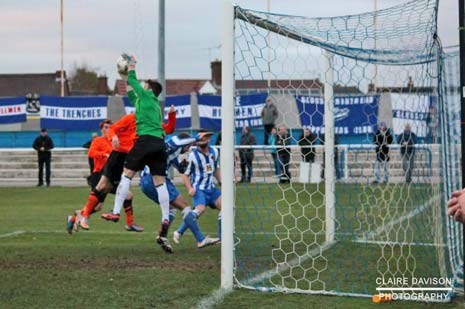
[0,72,70,97]
[114,79,208,96]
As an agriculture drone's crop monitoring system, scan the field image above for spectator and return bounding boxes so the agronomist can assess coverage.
[397,123,417,184]
[239,127,257,183]
[269,127,281,177]
[32,128,54,187]
[373,121,393,184]
[298,126,316,163]
[276,125,291,183]
[261,96,279,146]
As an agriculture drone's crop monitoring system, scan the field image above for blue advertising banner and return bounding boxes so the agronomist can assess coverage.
[198,93,268,129]
[124,95,192,129]
[0,97,27,124]
[295,95,379,135]
[391,94,432,138]
[40,96,108,130]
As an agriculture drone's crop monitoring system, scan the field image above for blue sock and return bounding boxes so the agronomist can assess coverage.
[184,211,205,242]
[217,211,222,240]
[177,221,189,235]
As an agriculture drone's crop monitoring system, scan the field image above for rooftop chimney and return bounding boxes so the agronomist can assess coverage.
[211,60,221,86]
[97,75,109,95]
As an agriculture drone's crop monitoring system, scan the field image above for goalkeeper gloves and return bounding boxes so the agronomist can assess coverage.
[121,53,137,66]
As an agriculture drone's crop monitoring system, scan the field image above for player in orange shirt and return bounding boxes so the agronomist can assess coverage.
[66,107,176,234]
[66,119,112,234]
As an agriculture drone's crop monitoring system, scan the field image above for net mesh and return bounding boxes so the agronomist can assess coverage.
[229,0,462,300]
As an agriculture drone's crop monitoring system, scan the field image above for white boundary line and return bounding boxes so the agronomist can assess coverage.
[359,195,439,242]
[0,230,26,238]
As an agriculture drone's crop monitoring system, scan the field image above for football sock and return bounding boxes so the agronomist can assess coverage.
[123,199,134,226]
[155,182,170,223]
[184,208,205,243]
[81,191,99,218]
[113,175,131,215]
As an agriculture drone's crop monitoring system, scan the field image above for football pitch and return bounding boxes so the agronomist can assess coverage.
[0,185,461,308]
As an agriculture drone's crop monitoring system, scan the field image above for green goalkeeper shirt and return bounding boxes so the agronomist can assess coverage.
[127,70,164,138]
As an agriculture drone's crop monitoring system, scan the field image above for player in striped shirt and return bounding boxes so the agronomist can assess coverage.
[136,132,219,249]
[173,131,222,244]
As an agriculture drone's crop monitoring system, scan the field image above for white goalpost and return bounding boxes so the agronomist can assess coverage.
[220,2,235,291]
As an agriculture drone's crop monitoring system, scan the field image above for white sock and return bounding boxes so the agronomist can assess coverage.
[156,182,170,222]
[113,175,131,214]
[182,207,190,219]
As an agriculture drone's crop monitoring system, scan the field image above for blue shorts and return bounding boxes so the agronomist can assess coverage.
[192,188,221,209]
[140,175,179,204]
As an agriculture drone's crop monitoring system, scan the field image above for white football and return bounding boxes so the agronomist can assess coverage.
[116,55,128,75]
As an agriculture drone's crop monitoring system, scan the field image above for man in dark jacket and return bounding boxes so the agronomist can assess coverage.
[298,127,316,163]
[373,121,393,183]
[261,97,279,145]
[32,128,54,186]
[276,125,291,183]
[239,127,257,183]
[397,123,417,184]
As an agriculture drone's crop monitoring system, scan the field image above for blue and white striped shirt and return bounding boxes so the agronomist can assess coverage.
[141,135,196,178]
[184,146,219,191]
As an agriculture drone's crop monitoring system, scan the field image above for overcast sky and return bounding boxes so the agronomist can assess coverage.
[0,0,458,87]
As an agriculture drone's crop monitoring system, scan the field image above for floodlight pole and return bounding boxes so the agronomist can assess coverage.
[60,0,64,97]
[158,0,166,111]
[221,2,235,291]
[323,51,335,243]
[266,0,271,88]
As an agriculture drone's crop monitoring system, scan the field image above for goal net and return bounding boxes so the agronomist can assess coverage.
[221,0,463,301]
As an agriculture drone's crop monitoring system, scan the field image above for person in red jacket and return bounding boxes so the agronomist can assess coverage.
[66,108,176,234]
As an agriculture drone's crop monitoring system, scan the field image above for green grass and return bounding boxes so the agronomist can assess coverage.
[0,186,461,308]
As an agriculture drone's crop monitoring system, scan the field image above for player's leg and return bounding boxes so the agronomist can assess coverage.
[212,189,222,241]
[175,189,207,238]
[139,173,177,227]
[170,194,217,247]
[146,141,173,253]
[123,191,144,232]
[69,174,109,232]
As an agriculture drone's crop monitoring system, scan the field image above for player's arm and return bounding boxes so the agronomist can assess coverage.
[127,70,146,99]
[214,149,221,184]
[88,139,108,159]
[162,105,177,134]
[168,135,197,148]
[183,153,196,196]
[172,157,187,174]
[127,89,138,106]
[214,168,221,184]
[107,114,131,148]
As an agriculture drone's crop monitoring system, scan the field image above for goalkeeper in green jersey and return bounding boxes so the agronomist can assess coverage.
[112,54,174,253]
